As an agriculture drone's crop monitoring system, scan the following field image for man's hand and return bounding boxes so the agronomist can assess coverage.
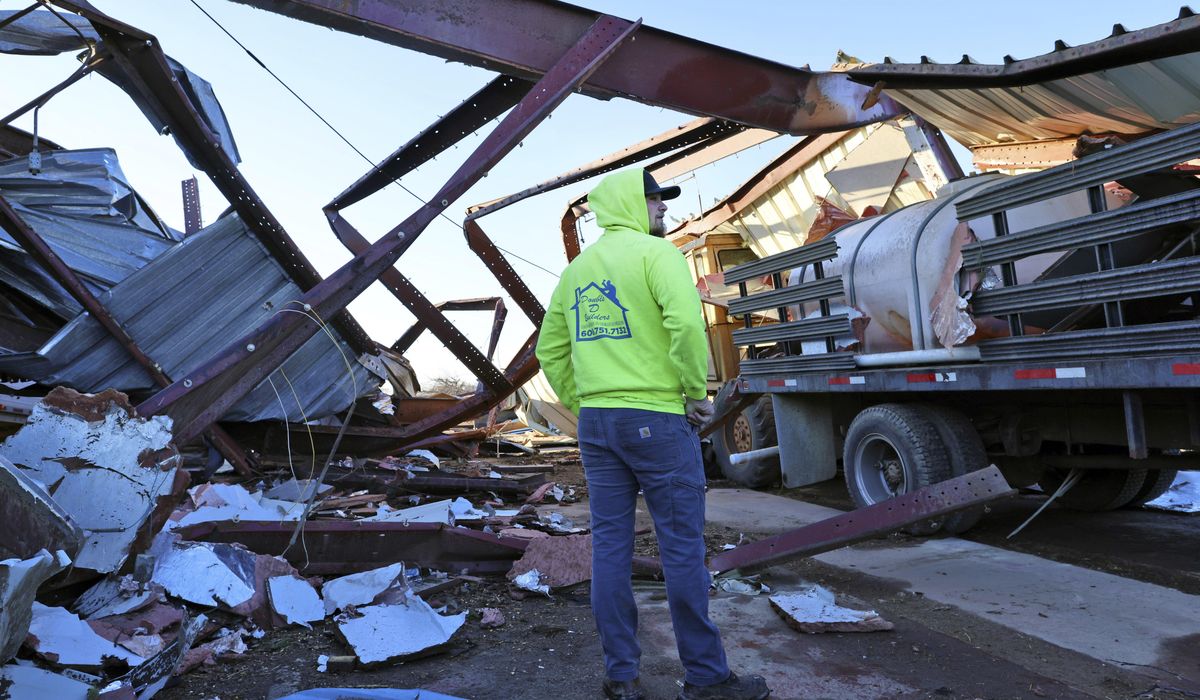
[685,397,715,426]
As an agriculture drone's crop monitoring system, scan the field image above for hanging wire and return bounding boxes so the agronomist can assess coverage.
[187,0,558,279]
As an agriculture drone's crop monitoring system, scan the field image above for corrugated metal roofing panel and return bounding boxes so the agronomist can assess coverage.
[0,214,376,422]
[0,149,178,319]
[884,53,1200,147]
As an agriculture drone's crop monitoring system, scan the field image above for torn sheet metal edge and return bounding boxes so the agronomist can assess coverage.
[0,454,84,560]
[0,399,179,574]
[0,549,70,664]
[335,598,466,665]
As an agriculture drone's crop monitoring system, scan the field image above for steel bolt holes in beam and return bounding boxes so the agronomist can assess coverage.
[138,15,641,444]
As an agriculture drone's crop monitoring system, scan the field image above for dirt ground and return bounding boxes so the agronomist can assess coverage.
[155,450,1197,700]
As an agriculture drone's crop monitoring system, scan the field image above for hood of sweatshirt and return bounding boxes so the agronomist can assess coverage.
[588,169,649,235]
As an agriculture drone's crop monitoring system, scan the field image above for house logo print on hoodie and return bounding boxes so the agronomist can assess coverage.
[572,280,631,341]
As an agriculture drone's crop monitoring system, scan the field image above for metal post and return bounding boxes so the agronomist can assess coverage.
[992,210,1023,337]
[1123,391,1148,459]
[1088,184,1124,328]
[137,14,641,444]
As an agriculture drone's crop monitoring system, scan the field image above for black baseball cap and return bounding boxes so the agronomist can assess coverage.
[643,170,681,201]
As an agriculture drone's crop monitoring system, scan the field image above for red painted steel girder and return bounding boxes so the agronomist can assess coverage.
[137,15,640,444]
[327,211,513,395]
[177,520,531,575]
[708,466,1015,574]
[465,117,746,219]
[844,10,1200,89]
[329,74,534,211]
[228,0,903,135]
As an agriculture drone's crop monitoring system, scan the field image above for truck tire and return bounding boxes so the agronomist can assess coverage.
[709,381,779,488]
[1126,469,1179,508]
[1038,468,1149,511]
[920,405,988,534]
[843,404,952,535]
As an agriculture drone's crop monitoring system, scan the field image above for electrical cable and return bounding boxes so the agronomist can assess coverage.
[187,0,558,279]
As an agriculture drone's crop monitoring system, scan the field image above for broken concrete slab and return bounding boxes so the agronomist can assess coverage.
[268,575,324,628]
[0,388,183,574]
[335,597,466,665]
[0,661,93,700]
[0,549,70,663]
[768,586,894,633]
[26,602,143,670]
[507,534,591,589]
[322,563,405,615]
[0,454,83,561]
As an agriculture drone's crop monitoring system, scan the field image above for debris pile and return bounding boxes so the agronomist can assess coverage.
[0,387,588,696]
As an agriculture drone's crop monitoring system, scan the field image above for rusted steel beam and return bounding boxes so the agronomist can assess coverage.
[181,177,202,235]
[464,220,545,324]
[50,0,374,356]
[389,297,505,353]
[0,194,254,476]
[646,127,780,184]
[394,331,541,446]
[708,466,1015,574]
[137,15,640,444]
[327,214,513,395]
[912,115,964,182]
[670,131,848,238]
[560,201,586,262]
[845,10,1200,89]
[329,74,533,210]
[177,520,532,575]
[0,125,62,160]
[465,118,745,220]
[229,0,902,134]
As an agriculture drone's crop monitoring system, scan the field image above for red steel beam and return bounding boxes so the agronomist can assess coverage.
[228,0,903,135]
[465,118,745,220]
[326,213,513,396]
[708,466,1015,574]
[137,14,641,443]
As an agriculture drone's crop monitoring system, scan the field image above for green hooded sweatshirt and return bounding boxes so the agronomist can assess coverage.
[535,169,708,415]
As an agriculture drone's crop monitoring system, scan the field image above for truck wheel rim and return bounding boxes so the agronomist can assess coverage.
[731,414,753,453]
[853,432,907,502]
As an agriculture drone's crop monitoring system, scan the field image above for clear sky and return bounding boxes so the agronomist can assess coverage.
[2,0,1187,387]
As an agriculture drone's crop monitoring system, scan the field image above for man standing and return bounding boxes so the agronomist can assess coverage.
[536,169,769,700]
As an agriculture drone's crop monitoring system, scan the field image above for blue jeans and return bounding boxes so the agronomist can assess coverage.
[579,407,730,686]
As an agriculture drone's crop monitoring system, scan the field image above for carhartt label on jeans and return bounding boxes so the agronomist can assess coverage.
[638,426,651,439]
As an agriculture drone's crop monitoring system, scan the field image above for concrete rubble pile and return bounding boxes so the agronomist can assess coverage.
[0,386,588,696]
